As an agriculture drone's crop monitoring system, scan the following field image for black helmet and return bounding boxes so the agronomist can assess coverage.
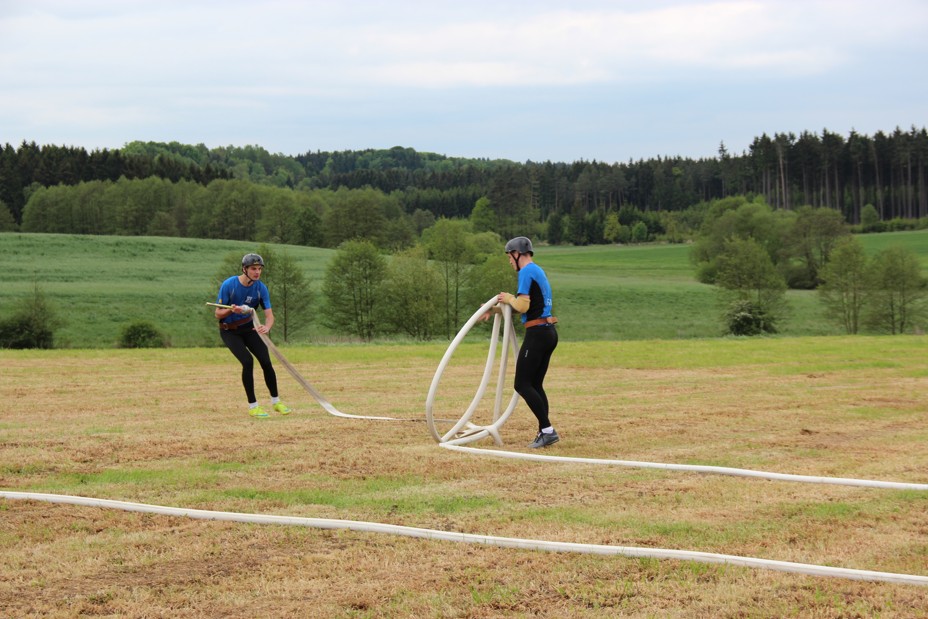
[242,253,265,269]
[505,236,533,255]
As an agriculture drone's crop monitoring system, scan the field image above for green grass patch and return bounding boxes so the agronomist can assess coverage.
[854,229,928,264]
[218,481,502,515]
[36,465,225,492]
[199,459,253,473]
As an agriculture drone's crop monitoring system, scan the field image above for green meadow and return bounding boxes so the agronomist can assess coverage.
[4,229,927,348]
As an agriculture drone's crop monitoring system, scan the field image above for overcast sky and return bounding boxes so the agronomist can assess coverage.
[1,1,926,163]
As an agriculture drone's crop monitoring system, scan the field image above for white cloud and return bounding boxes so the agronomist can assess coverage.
[6,0,926,92]
[339,1,927,87]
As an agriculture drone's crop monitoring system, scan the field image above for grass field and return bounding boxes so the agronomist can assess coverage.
[3,229,927,348]
[5,233,336,348]
[2,334,928,616]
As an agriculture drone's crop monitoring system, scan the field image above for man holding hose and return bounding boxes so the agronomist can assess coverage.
[215,253,292,419]
[495,236,559,448]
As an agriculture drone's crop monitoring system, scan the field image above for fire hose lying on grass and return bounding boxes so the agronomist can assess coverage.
[3,297,928,587]
[2,489,927,587]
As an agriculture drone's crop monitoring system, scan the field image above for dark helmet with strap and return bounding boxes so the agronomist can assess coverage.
[505,236,533,272]
[241,253,265,282]
[505,236,533,255]
[242,253,264,269]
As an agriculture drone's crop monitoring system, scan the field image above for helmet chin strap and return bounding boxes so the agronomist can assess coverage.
[242,268,257,284]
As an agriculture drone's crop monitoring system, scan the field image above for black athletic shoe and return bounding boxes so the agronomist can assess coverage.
[529,429,560,448]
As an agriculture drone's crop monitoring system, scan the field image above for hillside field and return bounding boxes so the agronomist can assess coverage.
[4,229,927,348]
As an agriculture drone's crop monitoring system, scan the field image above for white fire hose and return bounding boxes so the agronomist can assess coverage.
[1,490,926,586]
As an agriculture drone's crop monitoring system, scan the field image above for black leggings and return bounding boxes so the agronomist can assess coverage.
[514,325,558,431]
[220,327,279,404]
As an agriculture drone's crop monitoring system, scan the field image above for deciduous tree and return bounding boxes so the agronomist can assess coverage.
[818,236,868,334]
[715,237,788,335]
[321,240,386,341]
[382,246,443,340]
[268,250,313,343]
[782,206,849,288]
[863,246,927,334]
[422,218,476,338]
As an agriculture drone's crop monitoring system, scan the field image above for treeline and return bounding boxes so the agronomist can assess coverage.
[17,178,431,250]
[3,126,928,245]
[0,142,230,224]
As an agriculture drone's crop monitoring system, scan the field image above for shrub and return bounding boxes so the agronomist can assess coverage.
[119,321,169,348]
[0,283,62,349]
[860,204,881,232]
[780,262,817,290]
[631,221,649,243]
[885,217,917,232]
[724,299,778,336]
[0,313,56,348]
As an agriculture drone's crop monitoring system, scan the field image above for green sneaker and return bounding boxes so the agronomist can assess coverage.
[249,406,270,419]
[272,402,292,415]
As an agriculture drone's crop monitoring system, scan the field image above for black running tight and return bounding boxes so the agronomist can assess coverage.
[514,325,558,431]
[220,328,279,404]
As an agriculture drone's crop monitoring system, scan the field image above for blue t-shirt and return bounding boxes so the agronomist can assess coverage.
[217,276,271,327]
[516,262,553,324]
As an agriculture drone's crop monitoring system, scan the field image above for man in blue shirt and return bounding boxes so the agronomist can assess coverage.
[215,253,292,419]
[497,237,559,448]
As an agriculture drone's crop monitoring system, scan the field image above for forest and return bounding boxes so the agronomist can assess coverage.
[2,126,927,249]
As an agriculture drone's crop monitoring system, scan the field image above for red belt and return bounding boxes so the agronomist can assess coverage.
[524,316,558,328]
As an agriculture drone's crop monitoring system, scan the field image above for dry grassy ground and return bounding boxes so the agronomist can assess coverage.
[2,337,928,618]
